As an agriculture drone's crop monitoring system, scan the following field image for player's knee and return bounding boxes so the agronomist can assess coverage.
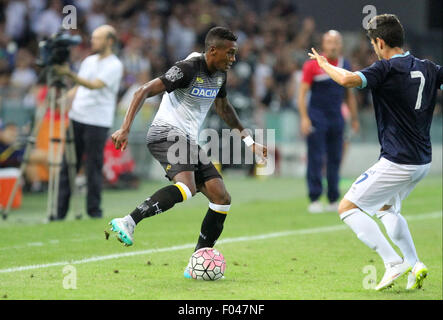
[182,181,197,197]
[175,181,197,198]
[338,198,357,215]
[173,172,197,196]
[187,184,197,197]
[211,189,230,206]
[222,191,231,206]
[218,190,231,206]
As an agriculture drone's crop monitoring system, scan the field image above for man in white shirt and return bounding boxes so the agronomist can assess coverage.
[53,24,123,220]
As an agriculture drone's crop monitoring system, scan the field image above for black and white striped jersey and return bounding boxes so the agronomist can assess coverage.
[147,52,227,144]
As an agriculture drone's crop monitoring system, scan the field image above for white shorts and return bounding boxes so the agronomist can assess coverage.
[344,157,431,216]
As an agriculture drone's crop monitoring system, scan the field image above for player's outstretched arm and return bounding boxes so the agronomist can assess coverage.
[214,97,268,161]
[111,78,166,150]
[308,48,362,88]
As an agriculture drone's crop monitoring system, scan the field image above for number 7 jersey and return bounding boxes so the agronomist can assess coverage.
[355,51,443,165]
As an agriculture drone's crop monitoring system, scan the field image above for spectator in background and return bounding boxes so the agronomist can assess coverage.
[0,68,11,93]
[144,14,164,44]
[287,59,303,110]
[252,51,274,127]
[0,120,49,192]
[72,0,93,14]
[120,35,151,91]
[52,24,123,220]
[298,30,359,214]
[0,122,24,168]
[351,33,378,111]
[167,12,197,61]
[27,0,47,26]
[32,0,63,38]
[10,48,37,89]
[85,0,108,34]
[4,0,27,43]
[231,38,255,96]
[273,49,295,109]
[1,0,436,196]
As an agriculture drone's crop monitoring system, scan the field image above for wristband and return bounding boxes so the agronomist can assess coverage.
[242,135,254,147]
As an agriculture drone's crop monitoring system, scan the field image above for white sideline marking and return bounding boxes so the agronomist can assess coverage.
[0,211,440,274]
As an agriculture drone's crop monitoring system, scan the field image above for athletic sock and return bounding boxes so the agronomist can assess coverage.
[341,208,402,264]
[378,211,418,267]
[129,182,192,225]
[195,203,230,251]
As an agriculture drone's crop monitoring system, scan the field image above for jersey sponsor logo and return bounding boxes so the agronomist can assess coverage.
[190,87,219,98]
[196,77,204,83]
[165,66,184,82]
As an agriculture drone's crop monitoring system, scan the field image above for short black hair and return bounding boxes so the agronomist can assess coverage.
[204,27,237,51]
[367,14,404,48]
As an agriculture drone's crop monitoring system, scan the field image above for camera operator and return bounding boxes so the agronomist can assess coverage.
[52,24,123,220]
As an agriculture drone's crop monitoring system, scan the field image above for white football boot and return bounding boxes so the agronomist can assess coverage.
[184,257,192,279]
[375,259,412,291]
[308,201,324,214]
[406,261,428,290]
[325,201,339,212]
[109,216,135,246]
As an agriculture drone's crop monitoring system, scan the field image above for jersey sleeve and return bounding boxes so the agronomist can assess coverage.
[301,60,315,85]
[355,59,390,90]
[159,60,196,93]
[216,74,227,98]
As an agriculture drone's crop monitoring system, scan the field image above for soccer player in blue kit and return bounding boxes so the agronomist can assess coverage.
[308,14,442,291]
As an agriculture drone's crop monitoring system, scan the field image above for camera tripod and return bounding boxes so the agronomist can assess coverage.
[1,67,81,221]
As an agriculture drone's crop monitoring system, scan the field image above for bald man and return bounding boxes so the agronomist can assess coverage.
[53,25,123,220]
[298,30,359,214]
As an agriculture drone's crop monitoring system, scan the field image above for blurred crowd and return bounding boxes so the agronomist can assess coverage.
[0,0,387,113]
[0,0,441,190]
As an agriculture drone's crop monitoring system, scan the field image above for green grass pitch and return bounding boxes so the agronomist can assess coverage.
[0,175,441,300]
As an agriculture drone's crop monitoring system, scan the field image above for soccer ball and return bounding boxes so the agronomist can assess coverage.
[189,247,226,280]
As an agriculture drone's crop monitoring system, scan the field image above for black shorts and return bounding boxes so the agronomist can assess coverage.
[147,139,222,187]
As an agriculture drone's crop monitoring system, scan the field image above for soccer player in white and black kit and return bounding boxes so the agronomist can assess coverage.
[309,14,442,290]
[109,27,267,278]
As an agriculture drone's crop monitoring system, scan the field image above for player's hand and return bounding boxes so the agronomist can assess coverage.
[308,48,328,68]
[300,116,312,136]
[252,142,268,164]
[111,128,129,151]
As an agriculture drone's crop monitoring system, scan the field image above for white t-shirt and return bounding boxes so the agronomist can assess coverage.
[69,54,123,128]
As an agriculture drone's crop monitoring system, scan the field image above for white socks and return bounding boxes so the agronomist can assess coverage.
[341,209,402,264]
[378,212,418,267]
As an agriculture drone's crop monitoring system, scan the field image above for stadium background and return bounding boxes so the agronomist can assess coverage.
[1,0,442,184]
[0,0,441,301]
